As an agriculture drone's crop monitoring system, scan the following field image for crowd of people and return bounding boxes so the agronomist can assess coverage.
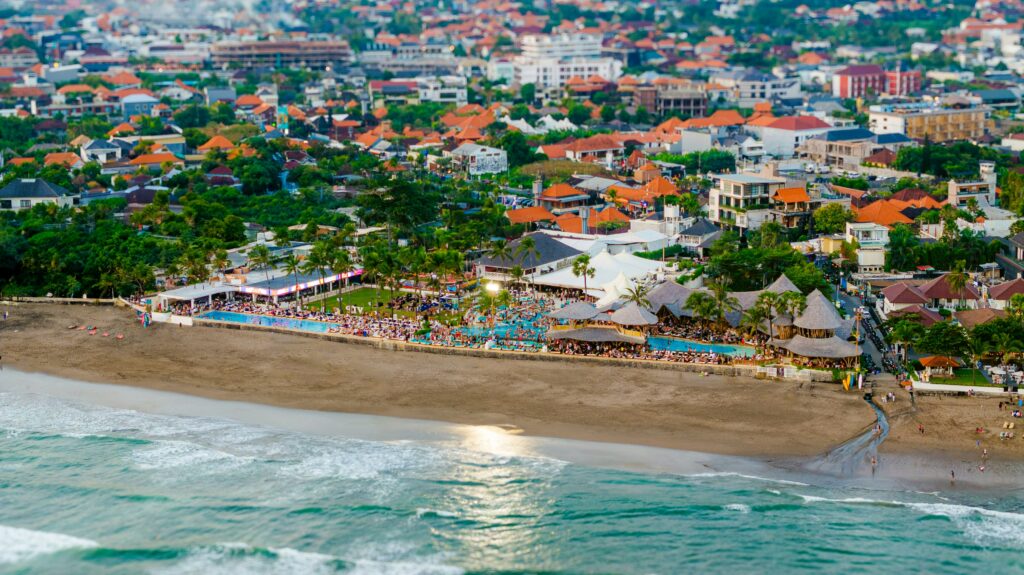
[132,284,873,373]
[548,340,732,365]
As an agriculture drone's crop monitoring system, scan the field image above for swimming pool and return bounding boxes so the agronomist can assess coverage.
[647,336,755,357]
[199,311,341,333]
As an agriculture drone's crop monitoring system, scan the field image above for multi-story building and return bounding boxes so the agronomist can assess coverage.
[868,103,987,142]
[417,76,468,106]
[711,70,802,108]
[368,80,419,108]
[634,83,708,117]
[885,63,921,96]
[513,33,622,88]
[832,64,886,98]
[0,47,39,69]
[514,57,622,89]
[211,40,352,69]
[845,222,889,273]
[948,161,998,207]
[520,34,603,60]
[708,173,787,231]
[448,143,508,176]
[769,186,813,229]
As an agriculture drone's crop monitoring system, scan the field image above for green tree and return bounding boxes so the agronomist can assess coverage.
[813,203,855,235]
[519,83,536,104]
[916,322,970,359]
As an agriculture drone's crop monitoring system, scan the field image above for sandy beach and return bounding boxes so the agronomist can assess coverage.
[2,302,1023,469]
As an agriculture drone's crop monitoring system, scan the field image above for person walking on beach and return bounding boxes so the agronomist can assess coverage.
[950,470,955,485]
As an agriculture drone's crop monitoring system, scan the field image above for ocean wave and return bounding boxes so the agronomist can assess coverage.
[797,494,1024,546]
[131,440,254,471]
[416,508,460,519]
[724,503,751,514]
[346,560,465,575]
[153,543,344,575]
[0,524,98,565]
[684,472,810,487]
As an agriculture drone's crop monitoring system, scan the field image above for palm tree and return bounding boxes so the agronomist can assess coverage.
[685,291,718,325]
[754,291,782,340]
[487,239,515,266]
[282,254,304,306]
[572,254,596,299]
[708,279,740,329]
[778,292,808,323]
[302,241,332,311]
[619,283,652,309]
[946,261,969,309]
[991,332,1022,365]
[508,265,525,290]
[966,337,990,386]
[96,273,118,300]
[331,248,353,312]
[888,318,924,363]
[514,236,540,291]
[740,305,769,337]
[247,244,274,283]
[211,249,230,281]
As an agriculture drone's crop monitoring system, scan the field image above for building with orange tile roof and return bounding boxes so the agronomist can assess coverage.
[538,183,590,214]
[129,153,183,168]
[198,135,235,152]
[506,205,556,226]
[43,152,83,169]
[853,200,915,227]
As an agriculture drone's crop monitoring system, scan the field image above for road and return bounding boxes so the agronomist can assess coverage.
[838,290,885,369]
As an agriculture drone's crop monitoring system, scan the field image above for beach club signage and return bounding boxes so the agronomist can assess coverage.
[238,269,363,297]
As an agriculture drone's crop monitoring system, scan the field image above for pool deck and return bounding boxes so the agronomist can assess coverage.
[192,316,837,383]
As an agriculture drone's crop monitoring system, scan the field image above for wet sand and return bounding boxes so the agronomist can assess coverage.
[1,303,1022,471]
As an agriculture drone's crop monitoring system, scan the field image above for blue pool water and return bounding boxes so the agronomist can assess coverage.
[648,336,755,357]
[200,310,341,333]
[2,375,1024,574]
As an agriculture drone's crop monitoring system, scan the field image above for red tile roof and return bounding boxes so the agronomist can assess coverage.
[766,116,831,131]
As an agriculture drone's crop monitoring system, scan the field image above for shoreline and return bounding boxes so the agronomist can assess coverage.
[2,303,1024,488]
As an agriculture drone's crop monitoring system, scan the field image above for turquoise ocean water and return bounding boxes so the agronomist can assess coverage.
[2,378,1024,574]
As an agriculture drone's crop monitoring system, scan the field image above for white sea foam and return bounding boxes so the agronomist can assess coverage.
[154,543,339,575]
[416,508,459,519]
[347,560,465,575]
[0,524,98,565]
[725,503,751,514]
[797,494,1024,546]
[131,440,253,471]
[685,472,810,487]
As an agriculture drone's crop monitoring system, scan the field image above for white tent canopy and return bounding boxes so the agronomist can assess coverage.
[533,251,663,295]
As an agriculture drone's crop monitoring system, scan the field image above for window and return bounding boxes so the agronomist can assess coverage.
[20,200,31,209]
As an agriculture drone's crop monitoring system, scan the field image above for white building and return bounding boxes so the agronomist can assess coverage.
[520,33,602,60]
[0,179,78,211]
[417,75,468,106]
[513,33,621,88]
[708,173,786,231]
[513,57,623,89]
[711,70,802,108]
[760,116,833,157]
[845,222,889,273]
[947,161,998,208]
[448,143,508,175]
